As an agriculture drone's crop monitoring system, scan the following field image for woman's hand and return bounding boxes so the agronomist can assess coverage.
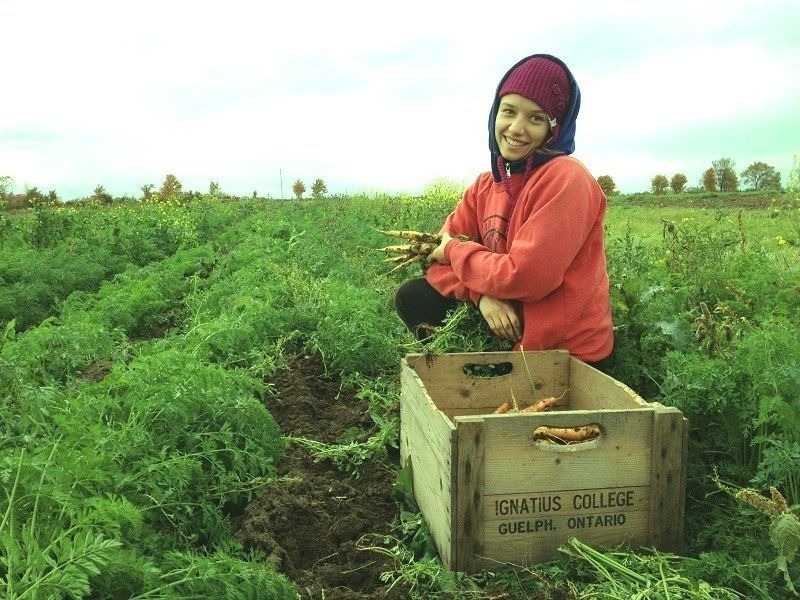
[478,295,522,342]
[427,231,453,265]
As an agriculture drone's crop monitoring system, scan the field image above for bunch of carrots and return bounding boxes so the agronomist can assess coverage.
[376,230,440,273]
[377,230,470,273]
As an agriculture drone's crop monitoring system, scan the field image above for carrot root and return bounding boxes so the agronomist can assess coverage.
[519,396,557,413]
[533,424,601,444]
[493,401,511,414]
[379,230,441,243]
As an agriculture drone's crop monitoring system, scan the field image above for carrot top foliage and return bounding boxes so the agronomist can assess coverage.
[0,193,798,597]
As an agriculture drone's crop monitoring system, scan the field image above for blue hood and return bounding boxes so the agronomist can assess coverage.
[489,53,581,182]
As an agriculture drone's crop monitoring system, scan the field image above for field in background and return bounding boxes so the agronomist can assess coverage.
[607,191,798,249]
[0,192,798,598]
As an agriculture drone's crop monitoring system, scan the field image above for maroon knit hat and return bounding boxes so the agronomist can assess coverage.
[498,56,570,142]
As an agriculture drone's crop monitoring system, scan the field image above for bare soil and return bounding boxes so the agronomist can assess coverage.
[235,354,408,599]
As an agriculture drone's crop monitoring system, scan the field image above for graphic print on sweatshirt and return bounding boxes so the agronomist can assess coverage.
[482,214,509,252]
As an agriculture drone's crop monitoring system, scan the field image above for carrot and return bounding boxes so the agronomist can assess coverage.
[494,394,555,415]
[378,230,441,243]
[493,401,512,414]
[533,424,601,444]
[519,396,557,413]
[377,242,439,255]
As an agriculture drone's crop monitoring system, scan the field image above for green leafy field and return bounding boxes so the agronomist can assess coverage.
[1,193,798,598]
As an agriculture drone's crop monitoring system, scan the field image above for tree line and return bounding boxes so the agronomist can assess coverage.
[291,178,328,199]
[596,158,786,196]
[0,173,333,209]
[4,157,795,208]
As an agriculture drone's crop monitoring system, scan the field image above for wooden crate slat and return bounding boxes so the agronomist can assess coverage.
[453,418,485,572]
[569,356,650,410]
[406,351,570,412]
[482,410,653,493]
[648,406,688,552]
[400,361,457,567]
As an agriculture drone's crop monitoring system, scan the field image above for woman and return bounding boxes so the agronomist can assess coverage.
[395,54,614,367]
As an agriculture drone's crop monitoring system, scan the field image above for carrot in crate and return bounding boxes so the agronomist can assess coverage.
[520,396,557,413]
[533,424,601,444]
[493,401,512,414]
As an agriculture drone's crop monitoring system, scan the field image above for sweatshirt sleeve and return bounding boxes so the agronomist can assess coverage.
[444,160,603,303]
[424,177,485,305]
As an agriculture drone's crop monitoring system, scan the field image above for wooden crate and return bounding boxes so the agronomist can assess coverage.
[399,350,687,572]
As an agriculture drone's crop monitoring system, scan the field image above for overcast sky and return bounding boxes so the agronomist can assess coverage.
[2,0,798,199]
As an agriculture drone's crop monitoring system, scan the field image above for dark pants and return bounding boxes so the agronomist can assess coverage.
[394,277,613,374]
[394,278,458,340]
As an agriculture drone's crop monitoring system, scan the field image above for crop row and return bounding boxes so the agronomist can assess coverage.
[1,196,798,596]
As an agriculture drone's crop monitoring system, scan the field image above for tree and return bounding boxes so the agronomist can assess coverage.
[209,181,221,196]
[25,186,45,204]
[596,175,617,196]
[0,199,11,249]
[651,174,669,195]
[0,176,14,199]
[141,183,155,200]
[788,154,800,193]
[740,162,781,191]
[292,179,305,199]
[720,169,738,192]
[702,168,718,192]
[670,173,687,194]
[93,185,113,204]
[158,174,182,199]
[712,157,738,192]
[311,178,328,199]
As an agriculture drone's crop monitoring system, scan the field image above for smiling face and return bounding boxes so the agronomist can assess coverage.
[494,94,552,162]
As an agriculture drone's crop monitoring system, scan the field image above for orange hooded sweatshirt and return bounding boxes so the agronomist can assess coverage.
[424,155,614,362]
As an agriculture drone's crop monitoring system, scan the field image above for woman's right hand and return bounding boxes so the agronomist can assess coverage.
[478,295,522,342]
[427,231,453,265]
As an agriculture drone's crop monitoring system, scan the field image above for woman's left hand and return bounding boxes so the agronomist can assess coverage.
[478,295,523,342]
[428,231,453,265]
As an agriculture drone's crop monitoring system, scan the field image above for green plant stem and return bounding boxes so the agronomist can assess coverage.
[518,345,540,402]
[658,560,672,599]
[0,449,25,533]
[30,437,62,540]
[564,538,649,585]
[129,564,204,600]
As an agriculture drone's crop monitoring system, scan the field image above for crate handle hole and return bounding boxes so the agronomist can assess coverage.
[463,362,513,378]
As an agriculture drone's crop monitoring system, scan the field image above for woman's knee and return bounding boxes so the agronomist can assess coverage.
[394,278,457,333]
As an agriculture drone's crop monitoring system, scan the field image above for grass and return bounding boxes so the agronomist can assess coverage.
[606,201,800,258]
[1,190,798,598]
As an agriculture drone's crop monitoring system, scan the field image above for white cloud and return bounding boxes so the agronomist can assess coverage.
[2,0,798,197]
[580,41,799,140]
